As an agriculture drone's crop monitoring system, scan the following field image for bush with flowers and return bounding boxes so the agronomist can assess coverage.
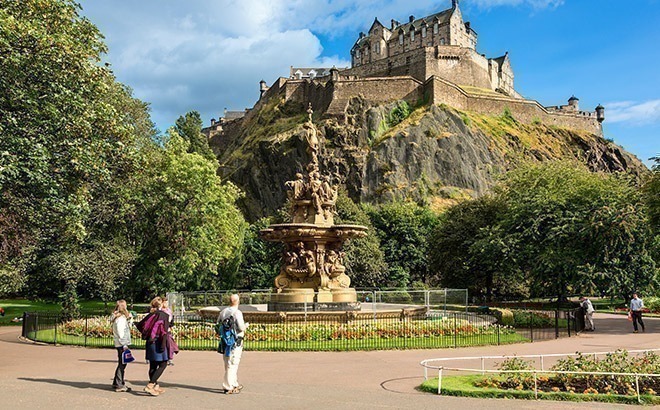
[474,350,660,397]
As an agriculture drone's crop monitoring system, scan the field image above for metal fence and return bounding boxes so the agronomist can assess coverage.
[169,289,469,318]
[21,306,577,352]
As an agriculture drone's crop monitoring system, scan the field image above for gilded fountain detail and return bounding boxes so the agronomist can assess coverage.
[260,105,367,310]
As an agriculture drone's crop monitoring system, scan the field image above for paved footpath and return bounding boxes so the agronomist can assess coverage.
[1,313,658,409]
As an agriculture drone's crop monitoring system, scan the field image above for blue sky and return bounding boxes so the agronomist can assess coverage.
[78,0,659,166]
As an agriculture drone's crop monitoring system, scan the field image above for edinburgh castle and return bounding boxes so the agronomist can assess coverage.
[207,0,605,137]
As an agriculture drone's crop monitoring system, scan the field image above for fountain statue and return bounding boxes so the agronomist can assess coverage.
[260,104,367,311]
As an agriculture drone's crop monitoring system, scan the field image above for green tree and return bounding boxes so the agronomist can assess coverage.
[235,218,281,290]
[0,0,156,312]
[129,131,246,298]
[644,156,660,232]
[429,196,524,300]
[174,111,215,160]
[496,162,656,300]
[335,191,389,288]
[367,201,439,287]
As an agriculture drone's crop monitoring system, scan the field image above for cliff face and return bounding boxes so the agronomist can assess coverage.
[210,98,647,219]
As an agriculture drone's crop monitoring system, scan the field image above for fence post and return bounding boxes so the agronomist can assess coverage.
[497,322,500,346]
[529,310,533,342]
[465,290,468,313]
[372,291,376,320]
[438,368,443,395]
[444,289,447,316]
[533,371,538,399]
[54,315,58,345]
[635,373,640,403]
[425,290,430,310]
[21,312,27,339]
[453,312,457,348]
[567,310,571,337]
[84,315,88,347]
[481,357,485,375]
[555,310,559,339]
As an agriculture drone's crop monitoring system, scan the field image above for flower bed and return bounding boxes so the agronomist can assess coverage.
[420,350,660,404]
[476,351,660,395]
[58,315,515,343]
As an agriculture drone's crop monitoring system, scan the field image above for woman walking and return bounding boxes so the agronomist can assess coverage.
[111,300,132,392]
[137,297,171,396]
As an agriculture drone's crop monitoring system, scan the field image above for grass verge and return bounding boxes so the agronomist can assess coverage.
[419,375,660,405]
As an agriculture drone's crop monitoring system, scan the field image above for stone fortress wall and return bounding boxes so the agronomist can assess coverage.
[251,71,603,135]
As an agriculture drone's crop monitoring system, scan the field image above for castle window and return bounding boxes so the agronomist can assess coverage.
[440,38,446,45]
[422,26,427,38]
[399,33,404,45]
[434,23,438,34]
[410,30,415,42]
[356,50,361,59]
[374,42,380,54]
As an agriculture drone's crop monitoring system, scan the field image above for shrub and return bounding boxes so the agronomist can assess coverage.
[387,101,412,127]
[491,308,514,326]
[645,297,660,313]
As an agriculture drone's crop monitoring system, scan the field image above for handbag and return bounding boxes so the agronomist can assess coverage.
[122,348,135,364]
[627,311,633,321]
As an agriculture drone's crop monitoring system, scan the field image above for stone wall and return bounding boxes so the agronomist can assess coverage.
[344,46,496,91]
[251,73,601,136]
[328,76,424,115]
[424,77,602,134]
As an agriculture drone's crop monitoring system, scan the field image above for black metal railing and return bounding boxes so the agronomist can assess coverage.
[21,307,576,352]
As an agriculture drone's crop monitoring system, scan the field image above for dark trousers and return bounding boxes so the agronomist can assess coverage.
[632,311,645,331]
[149,360,168,384]
[113,347,127,387]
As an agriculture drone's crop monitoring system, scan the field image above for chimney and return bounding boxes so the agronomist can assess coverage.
[391,19,397,29]
[211,118,216,126]
[409,15,415,23]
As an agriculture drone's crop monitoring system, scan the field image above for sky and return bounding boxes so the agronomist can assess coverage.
[78,0,659,166]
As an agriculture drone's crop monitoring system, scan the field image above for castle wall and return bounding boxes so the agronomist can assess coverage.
[328,76,424,115]
[257,74,601,136]
[424,77,602,134]
[426,46,491,89]
[344,46,494,91]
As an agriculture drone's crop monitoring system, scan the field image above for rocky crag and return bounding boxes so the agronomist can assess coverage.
[209,98,647,220]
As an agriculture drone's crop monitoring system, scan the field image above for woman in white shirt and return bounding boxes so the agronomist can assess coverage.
[111,300,132,392]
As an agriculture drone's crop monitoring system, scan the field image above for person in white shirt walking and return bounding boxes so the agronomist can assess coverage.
[630,293,645,333]
[579,296,595,331]
[111,300,132,392]
[219,294,247,394]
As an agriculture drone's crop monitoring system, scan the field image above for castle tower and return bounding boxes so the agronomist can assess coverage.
[452,0,459,9]
[259,80,269,98]
[568,95,579,111]
[596,104,605,123]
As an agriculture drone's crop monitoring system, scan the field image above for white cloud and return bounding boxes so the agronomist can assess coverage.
[606,100,660,125]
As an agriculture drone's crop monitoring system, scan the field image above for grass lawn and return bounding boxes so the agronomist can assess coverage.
[0,299,146,326]
[419,375,659,405]
[29,329,527,351]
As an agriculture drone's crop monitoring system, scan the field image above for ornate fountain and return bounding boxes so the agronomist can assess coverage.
[260,105,367,311]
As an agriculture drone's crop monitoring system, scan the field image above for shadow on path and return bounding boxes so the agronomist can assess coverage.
[18,377,225,395]
[379,376,426,395]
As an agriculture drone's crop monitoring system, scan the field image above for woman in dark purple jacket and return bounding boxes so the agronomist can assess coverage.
[138,297,170,396]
